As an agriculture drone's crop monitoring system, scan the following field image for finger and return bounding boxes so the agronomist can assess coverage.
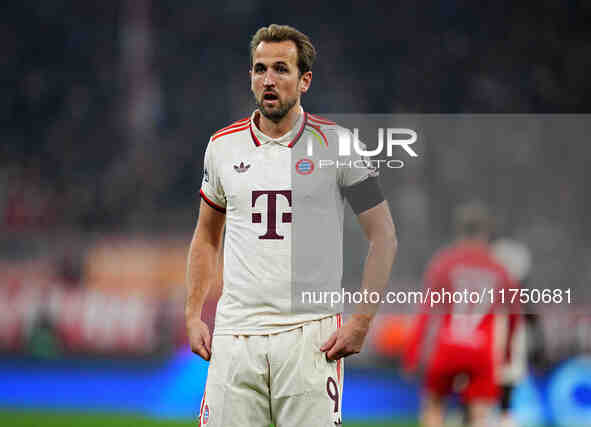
[320,332,338,352]
[194,344,211,361]
[326,341,344,361]
[326,348,342,361]
[326,351,339,362]
[204,329,212,354]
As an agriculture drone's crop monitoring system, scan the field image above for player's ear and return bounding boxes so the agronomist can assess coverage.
[300,71,312,94]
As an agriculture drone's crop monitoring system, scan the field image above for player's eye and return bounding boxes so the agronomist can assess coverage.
[276,65,288,73]
[254,64,266,74]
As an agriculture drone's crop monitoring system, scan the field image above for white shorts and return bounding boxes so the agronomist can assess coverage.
[198,314,343,427]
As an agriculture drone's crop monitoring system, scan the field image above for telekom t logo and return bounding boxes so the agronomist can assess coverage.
[251,190,292,240]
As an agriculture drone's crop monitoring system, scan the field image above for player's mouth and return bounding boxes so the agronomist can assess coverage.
[262,92,279,105]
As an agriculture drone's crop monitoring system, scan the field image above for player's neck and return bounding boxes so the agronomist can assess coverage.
[258,103,302,139]
[457,236,489,247]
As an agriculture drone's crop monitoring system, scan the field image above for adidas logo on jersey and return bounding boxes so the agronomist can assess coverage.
[234,162,250,173]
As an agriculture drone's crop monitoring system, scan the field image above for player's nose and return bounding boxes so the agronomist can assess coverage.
[263,70,275,86]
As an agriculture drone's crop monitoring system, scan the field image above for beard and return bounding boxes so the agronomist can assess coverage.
[255,93,298,123]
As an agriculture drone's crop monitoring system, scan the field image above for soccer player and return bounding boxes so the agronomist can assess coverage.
[185,24,397,427]
[491,239,531,427]
[404,202,518,427]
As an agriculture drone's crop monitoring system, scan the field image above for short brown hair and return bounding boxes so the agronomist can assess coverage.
[250,24,316,75]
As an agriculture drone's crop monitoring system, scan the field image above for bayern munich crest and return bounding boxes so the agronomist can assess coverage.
[295,158,314,175]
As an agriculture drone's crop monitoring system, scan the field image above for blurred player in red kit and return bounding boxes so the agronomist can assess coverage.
[404,202,519,427]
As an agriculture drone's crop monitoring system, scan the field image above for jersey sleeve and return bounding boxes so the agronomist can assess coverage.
[199,140,226,213]
[337,129,384,214]
[337,129,376,187]
[424,255,449,314]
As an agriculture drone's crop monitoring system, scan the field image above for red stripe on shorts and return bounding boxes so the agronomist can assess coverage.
[336,313,342,384]
[198,390,206,426]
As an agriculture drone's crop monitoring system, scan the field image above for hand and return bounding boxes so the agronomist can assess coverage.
[320,314,372,361]
[187,317,212,361]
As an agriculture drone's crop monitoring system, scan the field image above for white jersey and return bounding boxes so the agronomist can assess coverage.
[200,108,371,335]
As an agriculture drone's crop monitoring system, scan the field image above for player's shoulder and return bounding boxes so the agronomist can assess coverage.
[306,113,342,133]
[426,244,463,274]
[210,117,251,143]
[306,113,336,127]
[443,243,507,274]
[305,113,351,147]
[430,244,457,263]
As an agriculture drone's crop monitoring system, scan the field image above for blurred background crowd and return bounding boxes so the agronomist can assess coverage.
[1,0,590,425]
[3,1,590,234]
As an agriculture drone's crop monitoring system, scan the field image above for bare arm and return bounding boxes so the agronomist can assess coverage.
[321,200,397,360]
[186,199,225,360]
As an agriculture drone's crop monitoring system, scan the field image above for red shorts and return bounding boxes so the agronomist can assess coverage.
[424,342,499,402]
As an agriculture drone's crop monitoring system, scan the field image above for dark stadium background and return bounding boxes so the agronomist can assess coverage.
[2,1,591,426]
